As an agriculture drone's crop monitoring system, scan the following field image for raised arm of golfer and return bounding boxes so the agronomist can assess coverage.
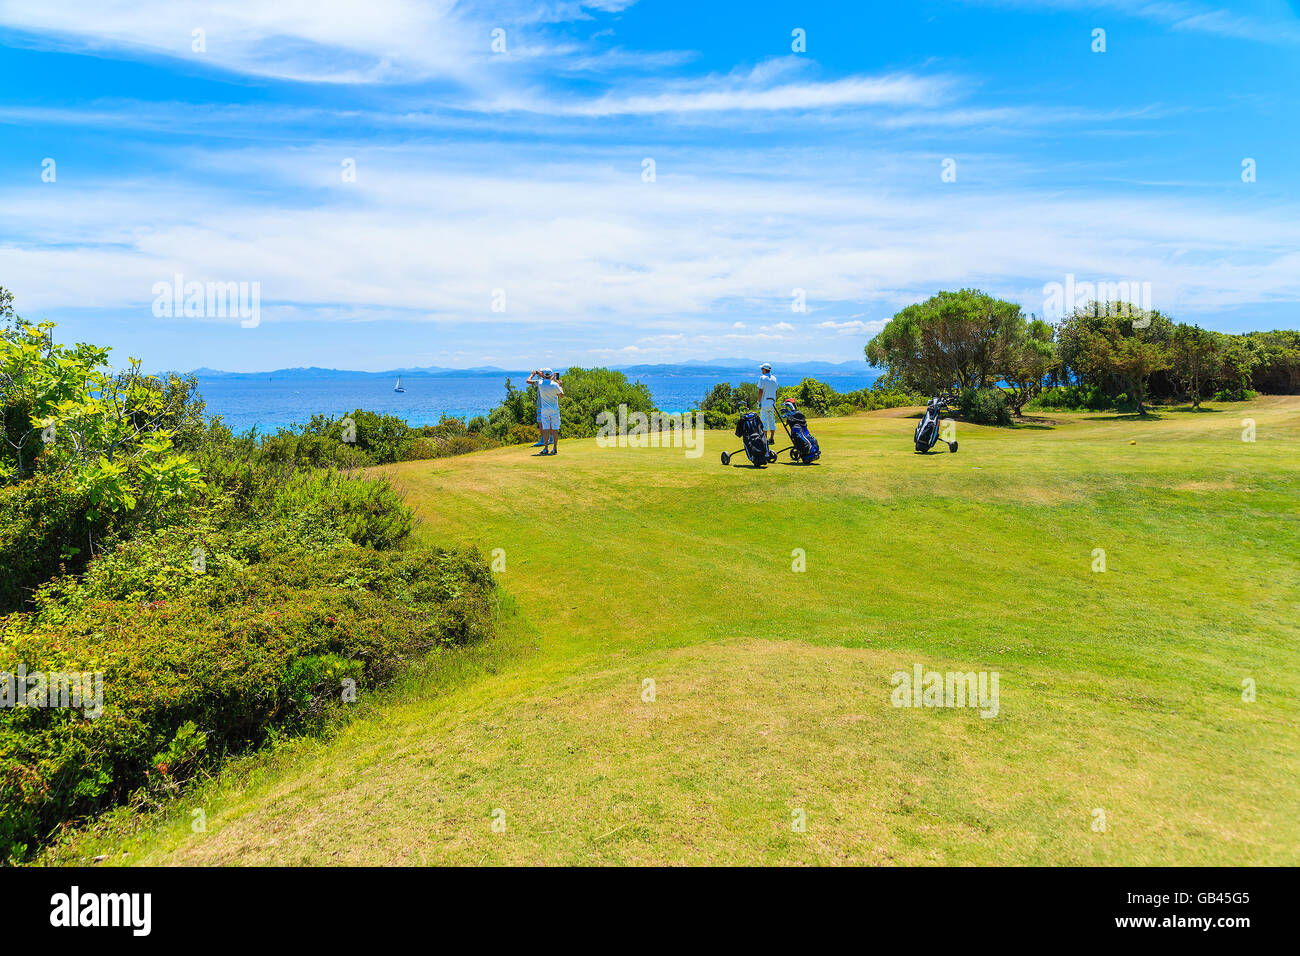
[758,362,778,444]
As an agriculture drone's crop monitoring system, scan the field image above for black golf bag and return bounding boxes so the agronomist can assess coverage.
[914,397,957,453]
[723,411,772,467]
[780,406,820,463]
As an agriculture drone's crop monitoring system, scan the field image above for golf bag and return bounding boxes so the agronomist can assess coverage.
[723,411,773,467]
[780,406,820,463]
[914,397,957,453]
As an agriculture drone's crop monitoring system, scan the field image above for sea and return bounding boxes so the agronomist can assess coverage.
[195,369,881,433]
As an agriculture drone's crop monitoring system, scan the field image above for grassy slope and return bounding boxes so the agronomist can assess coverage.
[78,399,1300,865]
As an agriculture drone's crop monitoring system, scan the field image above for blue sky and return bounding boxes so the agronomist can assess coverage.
[2,0,1298,372]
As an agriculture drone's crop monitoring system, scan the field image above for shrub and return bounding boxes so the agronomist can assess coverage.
[485,378,536,438]
[267,469,414,550]
[783,378,833,415]
[507,423,538,445]
[0,474,101,614]
[701,409,731,430]
[958,387,1012,426]
[1027,384,1114,411]
[404,436,443,460]
[554,367,654,439]
[0,542,496,861]
[1212,387,1257,402]
[317,409,414,464]
[254,429,373,470]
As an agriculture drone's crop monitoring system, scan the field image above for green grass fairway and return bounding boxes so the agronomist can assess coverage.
[77,399,1300,865]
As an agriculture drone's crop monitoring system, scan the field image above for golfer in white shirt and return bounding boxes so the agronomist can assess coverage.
[758,362,778,445]
[526,368,564,455]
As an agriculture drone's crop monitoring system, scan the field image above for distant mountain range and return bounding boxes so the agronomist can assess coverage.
[187,360,874,380]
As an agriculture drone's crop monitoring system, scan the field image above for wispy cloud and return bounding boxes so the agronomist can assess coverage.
[818,319,885,335]
[5,146,1297,345]
[0,0,642,84]
[968,0,1300,45]
[534,71,953,116]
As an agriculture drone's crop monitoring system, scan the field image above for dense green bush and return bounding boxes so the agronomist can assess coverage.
[0,542,496,861]
[958,387,1013,426]
[0,305,503,861]
[506,423,538,445]
[1027,384,1116,411]
[486,377,537,439]
[830,383,923,413]
[782,378,833,415]
[556,368,654,439]
[405,416,501,459]
[252,428,373,470]
[0,474,101,614]
[268,469,414,550]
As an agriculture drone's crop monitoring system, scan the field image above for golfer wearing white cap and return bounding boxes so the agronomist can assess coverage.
[758,362,778,445]
[526,368,564,455]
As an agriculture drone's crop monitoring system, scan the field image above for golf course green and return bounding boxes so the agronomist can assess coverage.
[71,399,1300,865]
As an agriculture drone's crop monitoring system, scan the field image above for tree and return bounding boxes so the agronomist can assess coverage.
[1074,315,1172,415]
[1170,324,1219,409]
[0,286,14,331]
[1216,335,1259,396]
[486,377,537,439]
[488,367,654,440]
[866,289,1022,394]
[784,377,832,415]
[1241,330,1300,394]
[1001,317,1058,415]
[555,367,655,438]
[1057,302,1175,403]
[1,317,204,521]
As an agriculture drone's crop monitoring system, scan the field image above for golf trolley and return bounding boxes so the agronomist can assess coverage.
[771,400,821,464]
[914,396,958,454]
[720,410,777,467]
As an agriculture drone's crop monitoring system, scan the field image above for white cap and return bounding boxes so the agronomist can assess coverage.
[540,367,553,376]
[760,362,772,371]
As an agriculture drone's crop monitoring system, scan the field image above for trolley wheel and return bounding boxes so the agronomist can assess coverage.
[720,452,731,465]
[767,450,778,463]
[949,441,958,453]
[789,448,800,461]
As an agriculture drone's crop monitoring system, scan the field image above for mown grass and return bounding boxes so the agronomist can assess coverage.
[54,398,1300,865]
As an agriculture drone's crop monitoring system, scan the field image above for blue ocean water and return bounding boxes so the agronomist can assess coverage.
[196,370,881,432]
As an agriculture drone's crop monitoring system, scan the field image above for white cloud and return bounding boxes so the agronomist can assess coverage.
[0,0,631,84]
[817,319,886,335]
[537,71,952,116]
[3,145,1298,348]
[965,0,1300,46]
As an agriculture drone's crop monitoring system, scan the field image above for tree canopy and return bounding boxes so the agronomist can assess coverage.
[865,289,1024,395]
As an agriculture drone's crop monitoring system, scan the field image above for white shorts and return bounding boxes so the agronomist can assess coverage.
[540,411,560,430]
[760,405,776,431]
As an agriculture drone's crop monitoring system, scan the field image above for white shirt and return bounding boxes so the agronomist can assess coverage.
[758,372,778,406]
[537,378,563,414]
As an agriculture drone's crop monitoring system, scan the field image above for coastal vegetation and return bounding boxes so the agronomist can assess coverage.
[1,291,496,860]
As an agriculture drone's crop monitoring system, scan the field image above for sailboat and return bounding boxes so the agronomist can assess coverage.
[393,375,406,393]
